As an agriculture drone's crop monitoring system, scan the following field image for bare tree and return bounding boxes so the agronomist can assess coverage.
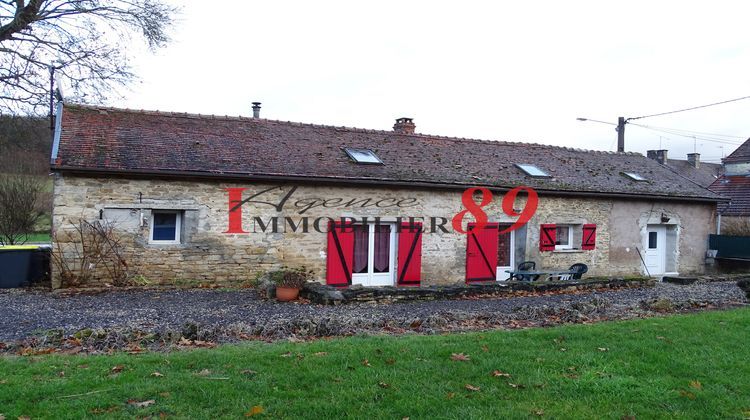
[0,0,177,115]
[0,174,43,244]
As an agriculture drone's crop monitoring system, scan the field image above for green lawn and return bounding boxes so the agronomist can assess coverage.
[1,309,749,419]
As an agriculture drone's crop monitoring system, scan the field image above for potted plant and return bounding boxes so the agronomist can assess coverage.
[269,266,313,302]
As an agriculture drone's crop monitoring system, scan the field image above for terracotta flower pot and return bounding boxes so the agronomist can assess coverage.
[276,286,300,302]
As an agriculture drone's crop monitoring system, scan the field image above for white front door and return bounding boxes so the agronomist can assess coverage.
[644,225,666,276]
[496,225,515,281]
[351,223,397,287]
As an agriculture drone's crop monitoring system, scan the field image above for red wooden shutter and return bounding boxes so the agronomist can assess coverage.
[465,222,499,283]
[539,224,556,251]
[582,224,597,250]
[397,222,423,286]
[326,221,354,286]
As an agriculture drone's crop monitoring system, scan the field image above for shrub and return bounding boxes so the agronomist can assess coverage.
[268,266,314,289]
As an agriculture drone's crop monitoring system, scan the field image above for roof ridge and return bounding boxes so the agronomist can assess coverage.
[63,102,640,156]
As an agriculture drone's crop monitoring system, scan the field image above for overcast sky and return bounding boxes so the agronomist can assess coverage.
[114,1,750,163]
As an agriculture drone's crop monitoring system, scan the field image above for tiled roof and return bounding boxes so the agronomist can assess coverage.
[723,138,750,164]
[663,159,722,188]
[709,176,750,216]
[53,104,723,201]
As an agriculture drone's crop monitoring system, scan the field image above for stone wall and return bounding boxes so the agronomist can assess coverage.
[51,175,716,288]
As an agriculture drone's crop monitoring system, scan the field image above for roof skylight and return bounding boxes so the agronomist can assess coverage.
[344,148,383,164]
[622,172,647,181]
[516,164,550,178]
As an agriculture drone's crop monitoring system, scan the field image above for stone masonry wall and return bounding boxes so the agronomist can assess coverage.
[51,175,716,288]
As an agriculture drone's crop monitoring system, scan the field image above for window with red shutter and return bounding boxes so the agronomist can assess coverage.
[539,224,556,251]
[397,222,422,286]
[465,222,499,282]
[582,224,597,250]
[326,221,354,286]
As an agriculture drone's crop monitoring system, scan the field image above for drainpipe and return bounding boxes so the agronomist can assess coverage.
[716,214,721,235]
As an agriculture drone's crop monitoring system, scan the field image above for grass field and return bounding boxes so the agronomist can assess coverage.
[1,308,749,418]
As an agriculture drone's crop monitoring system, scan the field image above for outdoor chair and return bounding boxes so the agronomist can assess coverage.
[569,263,588,280]
[513,261,539,282]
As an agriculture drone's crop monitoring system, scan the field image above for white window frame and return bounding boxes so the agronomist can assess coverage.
[351,223,397,287]
[554,225,574,250]
[149,210,182,244]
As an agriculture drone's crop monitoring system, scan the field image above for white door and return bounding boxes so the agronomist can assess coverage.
[496,226,515,281]
[351,223,397,287]
[644,225,666,276]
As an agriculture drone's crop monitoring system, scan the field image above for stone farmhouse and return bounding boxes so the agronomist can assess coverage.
[50,104,725,288]
[708,137,750,228]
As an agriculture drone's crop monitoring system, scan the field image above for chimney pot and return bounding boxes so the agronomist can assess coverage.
[646,149,668,165]
[687,152,700,168]
[251,102,261,118]
[393,117,415,134]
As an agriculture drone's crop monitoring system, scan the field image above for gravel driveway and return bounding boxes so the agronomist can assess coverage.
[0,281,746,350]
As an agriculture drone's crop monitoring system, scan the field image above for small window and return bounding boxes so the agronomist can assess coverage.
[555,225,574,250]
[648,231,658,249]
[516,164,550,178]
[150,211,181,244]
[623,172,647,181]
[344,148,383,164]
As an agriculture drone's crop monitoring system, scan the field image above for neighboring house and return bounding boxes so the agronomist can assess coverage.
[645,149,723,188]
[50,104,725,288]
[708,138,750,225]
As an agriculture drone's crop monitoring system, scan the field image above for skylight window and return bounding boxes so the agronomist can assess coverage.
[515,164,550,178]
[622,172,647,181]
[344,148,383,164]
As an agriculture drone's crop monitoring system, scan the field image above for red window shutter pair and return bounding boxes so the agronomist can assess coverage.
[539,224,556,251]
[465,222,499,282]
[538,223,597,251]
[326,222,423,286]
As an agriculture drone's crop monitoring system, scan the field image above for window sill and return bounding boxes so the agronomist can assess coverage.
[552,249,584,254]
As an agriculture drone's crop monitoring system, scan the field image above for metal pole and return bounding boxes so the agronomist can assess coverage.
[49,65,55,132]
[616,117,625,152]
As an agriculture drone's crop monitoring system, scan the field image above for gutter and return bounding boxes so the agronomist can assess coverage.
[50,166,727,204]
[49,102,63,165]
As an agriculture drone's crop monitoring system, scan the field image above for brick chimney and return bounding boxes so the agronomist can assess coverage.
[393,117,415,134]
[687,153,700,168]
[646,149,668,165]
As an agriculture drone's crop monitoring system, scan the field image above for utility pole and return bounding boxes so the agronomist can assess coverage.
[616,117,625,152]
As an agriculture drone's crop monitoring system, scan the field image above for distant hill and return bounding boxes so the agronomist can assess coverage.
[0,116,51,176]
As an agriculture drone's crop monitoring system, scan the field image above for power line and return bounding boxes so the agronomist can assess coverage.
[629,95,750,120]
[629,124,747,139]
[629,123,744,146]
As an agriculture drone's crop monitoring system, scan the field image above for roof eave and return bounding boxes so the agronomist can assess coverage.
[51,166,727,203]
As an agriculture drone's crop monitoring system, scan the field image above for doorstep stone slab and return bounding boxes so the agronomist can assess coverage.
[300,277,654,305]
[662,276,699,285]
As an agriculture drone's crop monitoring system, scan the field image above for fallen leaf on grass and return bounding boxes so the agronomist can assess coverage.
[244,405,264,417]
[241,369,257,376]
[313,352,328,356]
[57,371,65,377]
[110,365,124,374]
[150,372,164,378]
[532,408,545,416]
[559,348,567,352]
[689,380,702,390]
[508,382,525,389]
[17,416,30,420]
[127,399,155,408]
[280,352,292,358]
[492,370,511,378]
[386,358,396,365]
[451,353,470,362]
[465,384,481,392]
[597,347,609,352]
[679,390,696,400]
[481,345,489,352]
[446,392,456,399]
[378,382,390,388]
[361,359,371,367]
[196,369,211,377]
[90,406,119,415]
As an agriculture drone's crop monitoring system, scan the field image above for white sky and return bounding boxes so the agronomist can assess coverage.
[113,1,750,163]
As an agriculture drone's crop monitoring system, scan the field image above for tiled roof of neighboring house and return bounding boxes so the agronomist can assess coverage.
[723,137,750,164]
[52,104,724,202]
[709,176,750,216]
[663,159,722,188]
